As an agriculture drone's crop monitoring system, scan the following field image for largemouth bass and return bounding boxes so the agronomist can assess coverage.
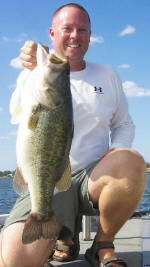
[12,43,73,244]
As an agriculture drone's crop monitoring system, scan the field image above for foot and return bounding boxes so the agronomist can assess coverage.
[98,248,125,266]
[53,240,74,260]
[95,235,126,266]
[98,247,115,260]
[85,238,127,267]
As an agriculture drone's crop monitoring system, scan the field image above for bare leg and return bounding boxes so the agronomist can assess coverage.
[0,221,61,267]
[88,148,146,263]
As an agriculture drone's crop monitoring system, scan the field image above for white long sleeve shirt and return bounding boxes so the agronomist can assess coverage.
[10,61,135,173]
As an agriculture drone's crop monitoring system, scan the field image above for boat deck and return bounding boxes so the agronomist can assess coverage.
[50,217,150,267]
[0,215,150,267]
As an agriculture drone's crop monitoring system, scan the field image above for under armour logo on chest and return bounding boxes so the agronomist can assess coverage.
[94,86,104,94]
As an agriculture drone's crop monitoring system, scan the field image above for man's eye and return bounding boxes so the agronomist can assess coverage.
[79,29,86,32]
[62,27,71,31]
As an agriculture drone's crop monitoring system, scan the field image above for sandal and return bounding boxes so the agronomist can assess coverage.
[52,235,80,262]
[85,238,127,267]
[52,214,82,262]
[101,257,127,267]
[43,262,54,267]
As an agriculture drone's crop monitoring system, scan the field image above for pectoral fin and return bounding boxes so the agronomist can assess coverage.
[28,104,43,131]
[55,160,72,191]
[13,165,28,196]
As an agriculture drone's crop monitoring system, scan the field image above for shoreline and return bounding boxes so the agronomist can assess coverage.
[0,169,150,178]
[0,176,13,179]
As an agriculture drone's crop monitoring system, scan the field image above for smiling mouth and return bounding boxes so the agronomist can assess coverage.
[66,44,80,48]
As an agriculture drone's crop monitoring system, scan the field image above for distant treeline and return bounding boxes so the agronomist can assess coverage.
[0,162,150,177]
[0,170,15,177]
[147,162,150,169]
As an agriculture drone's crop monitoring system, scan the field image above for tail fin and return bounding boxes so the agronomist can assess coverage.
[22,213,61,244]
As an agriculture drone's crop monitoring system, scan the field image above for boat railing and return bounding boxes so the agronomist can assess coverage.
[82,210,150,241]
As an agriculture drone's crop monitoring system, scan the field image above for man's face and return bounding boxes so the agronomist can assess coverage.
[49,6,91,65]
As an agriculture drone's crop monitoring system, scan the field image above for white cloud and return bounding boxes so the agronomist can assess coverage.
[0,136,9,140]
[119,64,130,69]
[0,131,17,141]
[1,33,28,43]
[8,83,16,90]
[90,35,104,44]
[10,57,23,69]
[0,107,3,112]
[2,36,10,42]
[119,25,136,37]
[9,131,17,136]
[123,81,150,97]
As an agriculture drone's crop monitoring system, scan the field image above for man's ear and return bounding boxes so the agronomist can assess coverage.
[89,29,91,43]
[49,28,54,41]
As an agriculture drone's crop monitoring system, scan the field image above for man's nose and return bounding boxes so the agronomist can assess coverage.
[70,29,78,38]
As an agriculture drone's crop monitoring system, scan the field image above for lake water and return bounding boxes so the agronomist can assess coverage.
[0,172,150,214]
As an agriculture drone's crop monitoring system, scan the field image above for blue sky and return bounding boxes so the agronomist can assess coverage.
[0,0,150,171]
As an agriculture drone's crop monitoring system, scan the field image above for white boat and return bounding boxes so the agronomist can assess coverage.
[0,214,150,267]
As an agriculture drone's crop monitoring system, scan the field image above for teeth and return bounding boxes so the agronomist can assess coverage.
[67,44,80,48]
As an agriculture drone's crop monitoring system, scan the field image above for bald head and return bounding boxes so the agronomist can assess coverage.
[52,3,91,29]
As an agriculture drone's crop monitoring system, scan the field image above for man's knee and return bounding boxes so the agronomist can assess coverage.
[0,222,53,267]
[118,148,146,181]
[109,148,146,199]
[88,148,146,202]
[128,149,146,172]
[107,148,146,177]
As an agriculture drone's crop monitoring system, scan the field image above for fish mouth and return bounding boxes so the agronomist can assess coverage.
[49,53,68,65]
[48,53,69,73]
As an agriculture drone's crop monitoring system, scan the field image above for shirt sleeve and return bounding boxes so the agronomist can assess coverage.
[110,71,135,148]
[9,69,30,124]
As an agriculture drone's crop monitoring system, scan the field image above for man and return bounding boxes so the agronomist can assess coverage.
[0,3,146,267]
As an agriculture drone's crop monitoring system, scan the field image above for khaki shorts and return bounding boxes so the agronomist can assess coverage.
[4,160,99,240]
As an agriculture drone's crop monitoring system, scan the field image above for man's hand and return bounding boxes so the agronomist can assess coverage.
[19,41,38,70]
[20,41,49,70]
